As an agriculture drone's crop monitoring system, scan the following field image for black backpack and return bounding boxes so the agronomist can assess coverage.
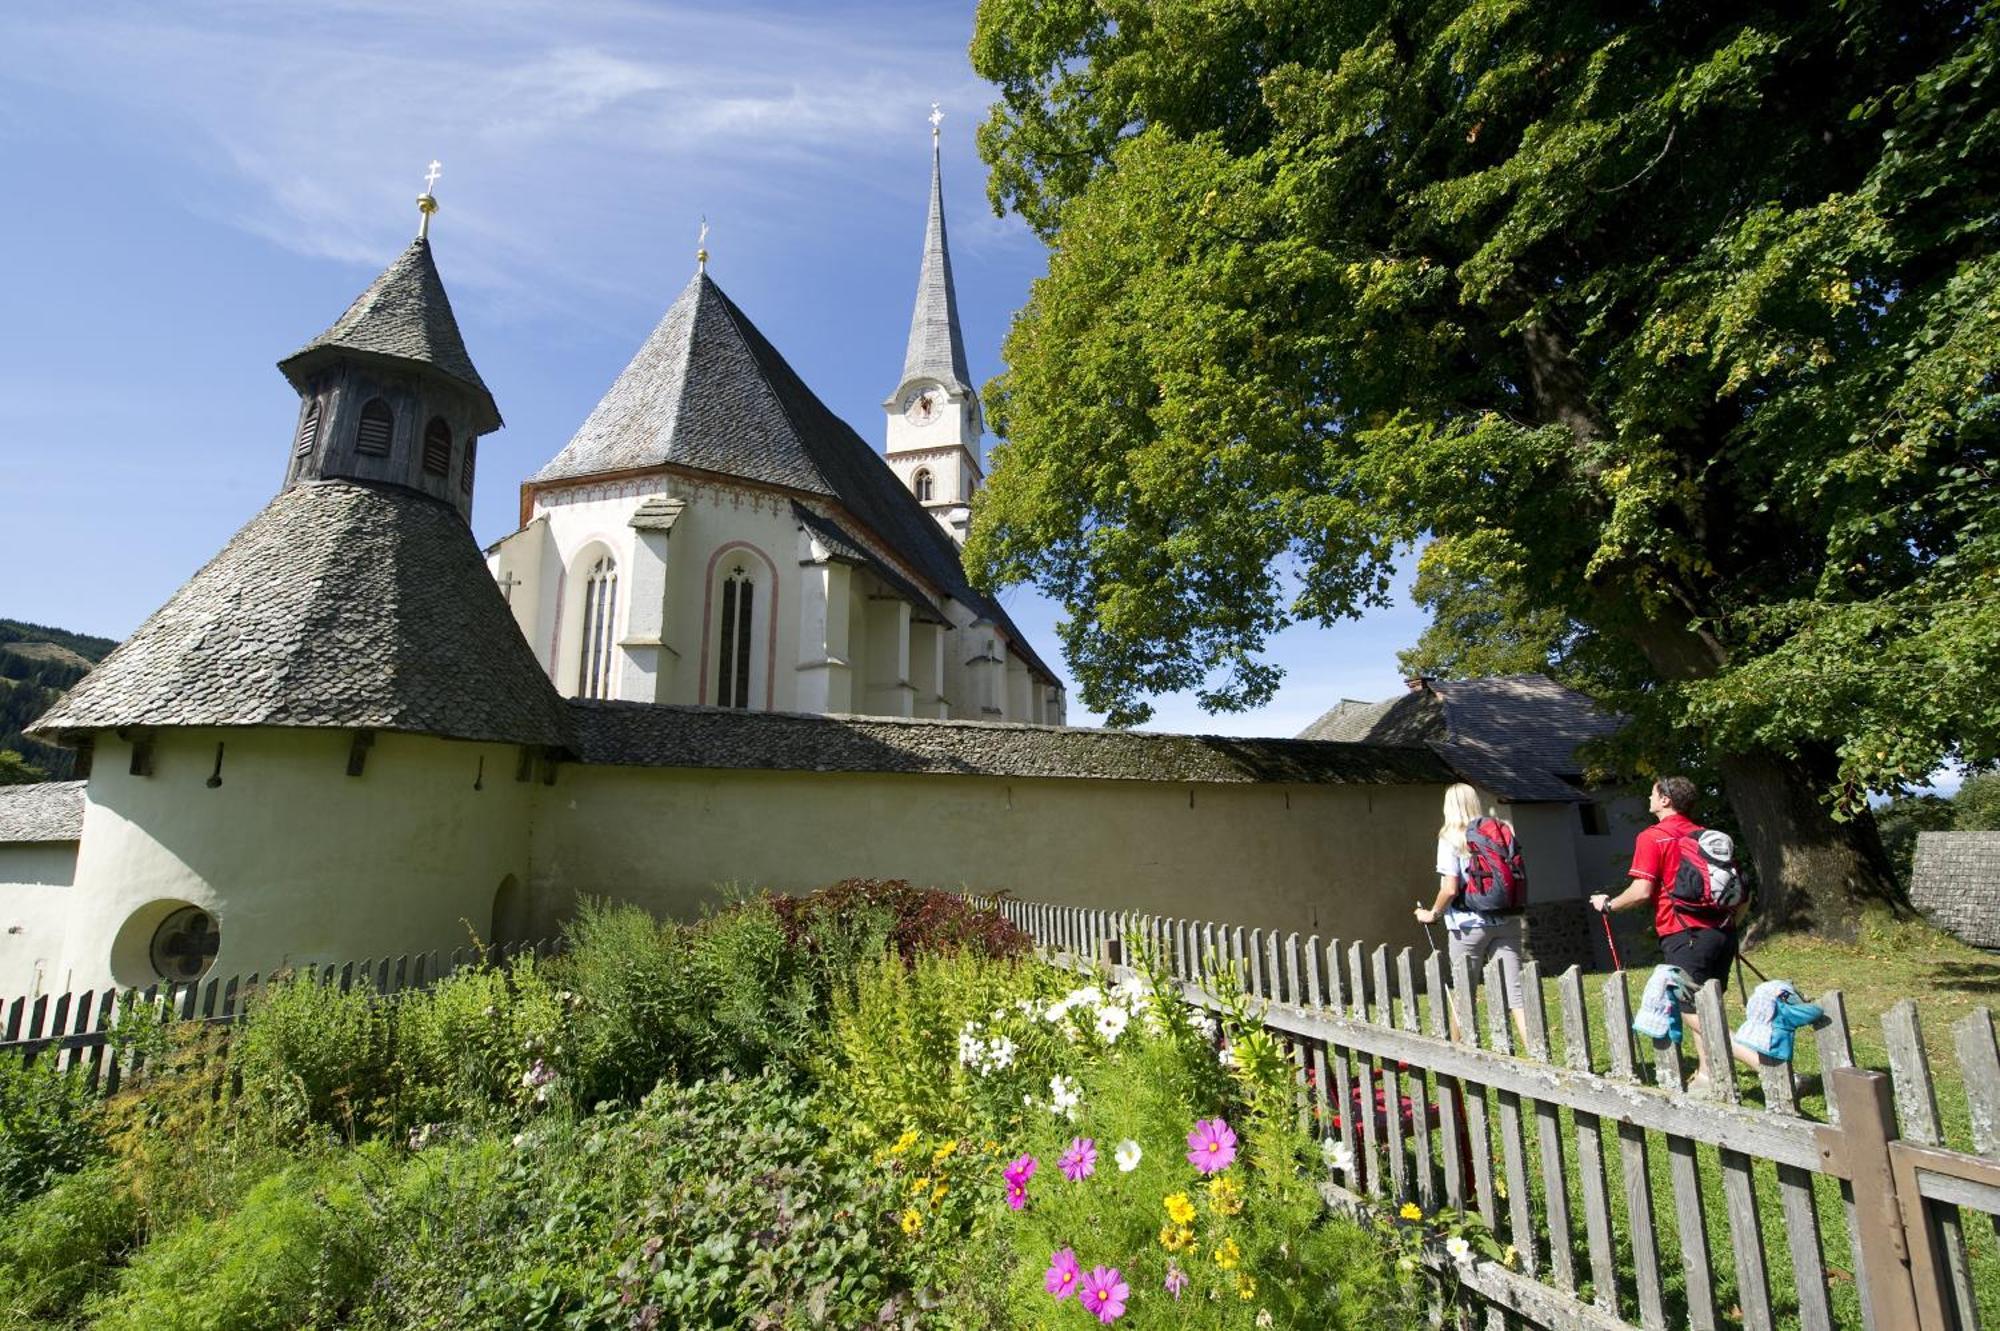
[1459,818,1528,914]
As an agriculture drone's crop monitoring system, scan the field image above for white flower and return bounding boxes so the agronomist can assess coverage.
[987,1035,1017,1070]
[1070,985,1105,1008]
[1219,1043,1240,1069]
[1095,1004,1131,1043]
[1322,1138,1354,1173]
[1256,1311,1274,1328]
[1049,1074,1082,1116]
[1045,999,1071,1024]
[1114,1139,1142,1172]
[511,1132,527,1149]
[1445,1236,1473,1265]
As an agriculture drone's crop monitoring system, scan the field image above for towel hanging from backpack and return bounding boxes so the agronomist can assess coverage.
[1632,965,1691,1042]
[1733,979,1824,1062]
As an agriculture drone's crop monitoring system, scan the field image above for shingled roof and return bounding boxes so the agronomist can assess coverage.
[279,238,501,434]
[1296,675,1623,802]
[569,700,1456,785]
[898,139,973,396]
[530,272,1055,681]
[791,503,948,625]
[31,480,571,750]
[0,781,85,843]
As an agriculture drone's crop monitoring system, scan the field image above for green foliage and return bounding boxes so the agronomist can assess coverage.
[772,878,1034,965]
[1876,770,2000,889]
[549,898,695,1106]
[1953,771,2000,831]
[230,975,394,1136]
[0,1166,136,1323]
[0,618,116,782]
[0,1054,102,1210]
[389,958,572,1130]
[87,1150,380,1331]
[0,752,45,786]
[966,0,2000,920]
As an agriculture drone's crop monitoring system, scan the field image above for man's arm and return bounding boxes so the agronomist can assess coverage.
[1590,877,1653,914]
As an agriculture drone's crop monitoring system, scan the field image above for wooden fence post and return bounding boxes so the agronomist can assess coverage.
[1821,1066,1922,1331]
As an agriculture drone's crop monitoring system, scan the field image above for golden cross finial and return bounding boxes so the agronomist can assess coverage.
[416,158,442,239]
[697,216,709,273]
[929,102,943,141]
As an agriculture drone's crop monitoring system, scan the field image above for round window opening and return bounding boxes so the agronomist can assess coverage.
[149,906,220,982]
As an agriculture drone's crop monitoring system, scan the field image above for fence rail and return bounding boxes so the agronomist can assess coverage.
[0,939,555,1095]
[990,896,2000,1331]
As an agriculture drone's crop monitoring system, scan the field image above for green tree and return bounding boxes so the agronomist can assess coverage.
[0,750,47,786]
[966,0,2000,936]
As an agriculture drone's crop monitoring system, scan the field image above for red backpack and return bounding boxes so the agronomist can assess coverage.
[1459,818,1528,914]
[1666,824,1745,926]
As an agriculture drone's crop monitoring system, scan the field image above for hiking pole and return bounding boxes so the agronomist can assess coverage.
[1415,901,1441,958]
[1596,903,1623,971]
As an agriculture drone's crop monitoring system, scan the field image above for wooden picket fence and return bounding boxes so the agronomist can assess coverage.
[990,896,2000,1331]
[0,939,556,1096]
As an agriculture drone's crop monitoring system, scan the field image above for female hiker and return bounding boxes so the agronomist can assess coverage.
[1415,783,1531,1048]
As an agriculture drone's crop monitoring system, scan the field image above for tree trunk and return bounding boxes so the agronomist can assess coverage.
[1713,747,1905,943]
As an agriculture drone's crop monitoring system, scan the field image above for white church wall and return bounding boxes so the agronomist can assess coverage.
[0,842,80,999]
[41,728,534,994]
[524,763,1450,953]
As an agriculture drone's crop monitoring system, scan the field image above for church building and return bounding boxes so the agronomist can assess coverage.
[487,118,1063,724]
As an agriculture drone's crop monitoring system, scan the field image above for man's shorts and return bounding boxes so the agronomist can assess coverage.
[1661,926,1738,995]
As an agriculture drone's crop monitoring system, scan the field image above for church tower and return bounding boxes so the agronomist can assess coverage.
[884,108,983,546]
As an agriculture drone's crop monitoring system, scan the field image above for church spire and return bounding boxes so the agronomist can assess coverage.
[899,105,973,397]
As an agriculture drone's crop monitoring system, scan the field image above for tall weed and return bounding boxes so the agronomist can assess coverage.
[0,1053,103,1209]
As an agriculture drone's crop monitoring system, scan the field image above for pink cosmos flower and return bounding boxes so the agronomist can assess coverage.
[1164,1262,1188,1300]
[1045,1248,1082,1301]
[1078,1266,1129,1324]
[1186,1117,1239,1174]
[1005,1178,1029,1211]
[1005,1153,1038,1186]
[1059,1137,1098,1182]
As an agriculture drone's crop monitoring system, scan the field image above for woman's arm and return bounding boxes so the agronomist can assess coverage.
[1415,875,1458,924]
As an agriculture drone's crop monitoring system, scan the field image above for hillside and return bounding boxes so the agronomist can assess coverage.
[0,617,119,781]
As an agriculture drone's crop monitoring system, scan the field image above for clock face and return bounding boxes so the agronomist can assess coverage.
[903,387,942,426]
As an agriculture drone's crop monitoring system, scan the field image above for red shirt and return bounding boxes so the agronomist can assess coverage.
[1630,813,1701,937]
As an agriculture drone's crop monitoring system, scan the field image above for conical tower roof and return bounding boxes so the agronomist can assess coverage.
[279,238,501,434]
[898,138,973,396]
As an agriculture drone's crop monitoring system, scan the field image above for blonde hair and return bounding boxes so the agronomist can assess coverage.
[1439,783,1487,857]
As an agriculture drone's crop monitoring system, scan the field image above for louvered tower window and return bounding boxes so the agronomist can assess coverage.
[355,399,394,456]
[293,401,321,456]
[422,417,452,477]
[460,438,477,494]
[717,566,755,709]
[914,468,933,503]
[577,556,619,700]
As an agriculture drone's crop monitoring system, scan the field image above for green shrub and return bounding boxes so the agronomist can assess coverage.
[553,899,700,1105]
[0,1165,136,1322]
[684,897,821,1073]
[0,1053,103,1209]
[390,958,572,1129]
[87,1150,380,1331]
[773,879,1031,964]
[230,975,393,1137]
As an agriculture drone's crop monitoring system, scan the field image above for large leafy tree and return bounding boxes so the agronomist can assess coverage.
[966,0,2000,936]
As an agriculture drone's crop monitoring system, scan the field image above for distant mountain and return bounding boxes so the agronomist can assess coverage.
[1,619,119,782]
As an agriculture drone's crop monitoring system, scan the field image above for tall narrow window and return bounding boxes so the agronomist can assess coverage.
[293,400,321,456]
[717,566,755,709]
[355,399,394,456]
[576,555,618,700]
[913,468,934,503]
[422,417,453,476]
[460,437,477,494]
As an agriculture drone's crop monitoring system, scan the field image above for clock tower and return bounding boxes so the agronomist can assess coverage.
[885,107,983,545]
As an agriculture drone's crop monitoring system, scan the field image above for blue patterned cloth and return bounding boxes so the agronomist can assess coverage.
[1734,979,1824,1062]
[1632,965,1691,1042]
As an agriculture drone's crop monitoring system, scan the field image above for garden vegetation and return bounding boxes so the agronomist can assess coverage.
[0,884,1421,1329]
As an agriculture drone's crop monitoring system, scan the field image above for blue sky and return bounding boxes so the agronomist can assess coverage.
[0,0,1432,736]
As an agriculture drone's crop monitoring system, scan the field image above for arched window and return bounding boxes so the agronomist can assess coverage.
[460,437,477,494]
[576,555,618,700]
[293,400,321,456]
[913,468,934,503]
[716,564,755,709]
[355,399,394,456]
[422,417,452,476]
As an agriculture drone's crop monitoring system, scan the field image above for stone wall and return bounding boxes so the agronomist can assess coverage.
[1912,831,2000,949]
[1523,899,1659,975]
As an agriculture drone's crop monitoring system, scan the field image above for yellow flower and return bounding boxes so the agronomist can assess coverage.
[900,1208,923,1235]
[983,1139,1000,1154]
[931,1139,959,1164]
[1216,1238,1242,1271]
[1236,1274,1257,1300]
[931,1181,948,1203]
[889,1129,919,1157]
[1399,1202,1422,1222]
[1207,1175,1244,1217]
[1503,1244,1520,1269]
[910,1176,932,1196]
[1158,1223,1197,1253]
[1164,1192,1197,1226]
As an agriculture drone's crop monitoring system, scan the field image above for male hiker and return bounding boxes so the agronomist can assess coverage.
[1589,775,1759,1090]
